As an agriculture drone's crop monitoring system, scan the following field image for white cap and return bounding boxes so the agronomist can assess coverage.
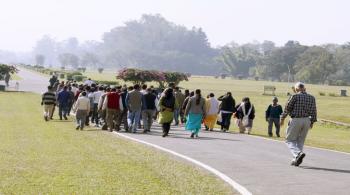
[294,82,305,89]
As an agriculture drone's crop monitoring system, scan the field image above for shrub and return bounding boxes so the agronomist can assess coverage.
[77,67,86,72]
[67,71,83,80]
[98,67,104,73]
[95,80,119,86]
[73,75,87,82]
[328,93,337,97]
[61,66,65,70]
[255,76,259,81]
[59,74,65,79]
[220,73,227,79]
[0,64,18,80]
[319,92,326,96]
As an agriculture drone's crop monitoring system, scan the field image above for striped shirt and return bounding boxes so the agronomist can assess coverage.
[42,91,56,105]
[281,92,317,123]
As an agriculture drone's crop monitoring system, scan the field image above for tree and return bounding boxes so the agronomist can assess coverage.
[33,35,57,66]
[35,54,45,65]
[0,64,18,80]
[58,53,80,68]
[81,52,100,68]
[295,46,337,84]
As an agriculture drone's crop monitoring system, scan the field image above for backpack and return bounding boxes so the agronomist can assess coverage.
[241,104,253,126]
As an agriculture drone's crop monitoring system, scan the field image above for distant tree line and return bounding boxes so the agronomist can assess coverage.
[1,14,350,85]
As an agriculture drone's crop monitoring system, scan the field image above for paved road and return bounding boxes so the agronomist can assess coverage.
[17,68,350,195]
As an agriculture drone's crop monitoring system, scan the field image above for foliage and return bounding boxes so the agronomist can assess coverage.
[97,67,104,73]
[0,64,18,80]
[117,68,164,84]
[77,67,86,72]
[95,80,119,86]
[163,71,189,85]
[73,75,87,82]
[66,71,83,80]
[35,54,45,65]
[58,53,80,68]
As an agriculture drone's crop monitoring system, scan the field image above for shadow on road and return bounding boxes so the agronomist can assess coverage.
[301,166,350,174]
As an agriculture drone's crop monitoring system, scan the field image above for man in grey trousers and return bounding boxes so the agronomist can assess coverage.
[280,82,317,166]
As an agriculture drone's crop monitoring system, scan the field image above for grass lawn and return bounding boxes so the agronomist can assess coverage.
[0,92,235,194]
[83,71,350,153]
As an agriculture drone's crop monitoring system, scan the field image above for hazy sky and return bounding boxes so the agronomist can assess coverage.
[1,0,350,52]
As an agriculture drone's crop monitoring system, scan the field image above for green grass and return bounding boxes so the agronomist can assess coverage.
[84,71,350,153]
[0,92,235,194]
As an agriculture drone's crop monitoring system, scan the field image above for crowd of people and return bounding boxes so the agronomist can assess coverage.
[41,75,261,138]
[42,75,317,166]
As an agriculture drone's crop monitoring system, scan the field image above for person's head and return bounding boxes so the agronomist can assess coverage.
[175,86,180,92]
[106,87,111,92]
[86,86,91,92]
[294,82,305,92]
[242,97,250,104]
[164,88,173,99]
[88,78,91,81]
[68,86,72,91]
[111,88,117,92]
[226,92,232,97]
[190,91,195,97]
[128,86,134,91]
[63,86,68,91]
[134,84,140,90]
[47,86,53,91]
[209,93,215,98]
[81,91,87,96]
[146,87,152,93]
[142,84,147,90]
[184,89,190,96]
[168,82,176,89]
[272,97,278,104]
[99,86,104,91]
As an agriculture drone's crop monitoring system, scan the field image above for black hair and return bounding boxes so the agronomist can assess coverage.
[134,84,140,90]
[142,84,147,90]
[190,91,194,97]
[165,88,173,99]
[81,91,87,96]
[209,93,215,97]
[48,86,52,90]
[111,88,117,92]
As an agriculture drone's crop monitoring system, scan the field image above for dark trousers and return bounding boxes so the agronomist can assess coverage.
[118,109,128,131]
[58,104,69,119]
[91,103,99,124]
[221,112,233,130]
[162,123,171,135]
[268,118,280,136]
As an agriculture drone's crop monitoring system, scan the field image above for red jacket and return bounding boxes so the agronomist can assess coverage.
[107,92,120,109]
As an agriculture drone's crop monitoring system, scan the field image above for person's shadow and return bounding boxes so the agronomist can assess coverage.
[301,166,350,174]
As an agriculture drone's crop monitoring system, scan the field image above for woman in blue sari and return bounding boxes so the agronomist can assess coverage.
[184,89,206,138]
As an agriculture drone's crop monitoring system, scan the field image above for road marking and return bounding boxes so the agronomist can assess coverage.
[114,132,252,195]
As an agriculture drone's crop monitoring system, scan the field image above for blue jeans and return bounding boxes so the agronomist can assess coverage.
[174,108,180,125]
[128,110,141,132]
[58,104,69,119]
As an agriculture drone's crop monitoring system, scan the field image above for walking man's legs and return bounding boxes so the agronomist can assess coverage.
[274,118,281,137]
[268,118,274,136]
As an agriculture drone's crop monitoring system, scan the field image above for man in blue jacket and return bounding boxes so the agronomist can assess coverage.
[57,86,71,120]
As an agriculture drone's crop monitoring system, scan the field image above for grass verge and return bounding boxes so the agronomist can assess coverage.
[0,92,235,194]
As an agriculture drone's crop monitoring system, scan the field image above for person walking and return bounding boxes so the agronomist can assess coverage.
[67,86,75,116]
[126,84,143,133]
[141,88,157,133]
[265,97,283,137]
[41,86,56,121]
[182,91,194,123]
[158,88,177,137]
[203,93,220,131]
[102,87,124,132]
[218,92,236,132]
[118,87,129,131]
[57,86,71,120]
[235,97,255,134]
[98,87,111,130]
[281,82,317,166]
[49,75,57,87]
[92,86,104,127]
[184,89,206,138]
[174,87,186,125]
[73,91,90,130]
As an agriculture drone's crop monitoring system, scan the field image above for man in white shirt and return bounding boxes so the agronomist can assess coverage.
[84,78,94,86]
[73,91,90,130]
[92,86,104,127]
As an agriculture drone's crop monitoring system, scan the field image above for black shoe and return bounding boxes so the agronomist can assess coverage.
[295,152,306,166]
[276,134,281,138]
[190,133,194,138]
[76,125,80,130]
[268,134,273,137]
[44,116,48,121]
[64,116,68,120]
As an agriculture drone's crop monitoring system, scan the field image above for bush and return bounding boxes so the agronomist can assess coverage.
[220,73,227,79]
[95,80,119,86]
[59,74,65,79]
[77,67,86,72]
[73,75,87,82]
[254,76,259,81]
[61,66,65,70]
[67,71,83,80]
[98,67,104,73]
[319,92,326,96]
[328,93,337,97]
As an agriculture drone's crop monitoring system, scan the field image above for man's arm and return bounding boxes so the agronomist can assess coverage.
[310,97,317,127]
[280,95,296,126]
